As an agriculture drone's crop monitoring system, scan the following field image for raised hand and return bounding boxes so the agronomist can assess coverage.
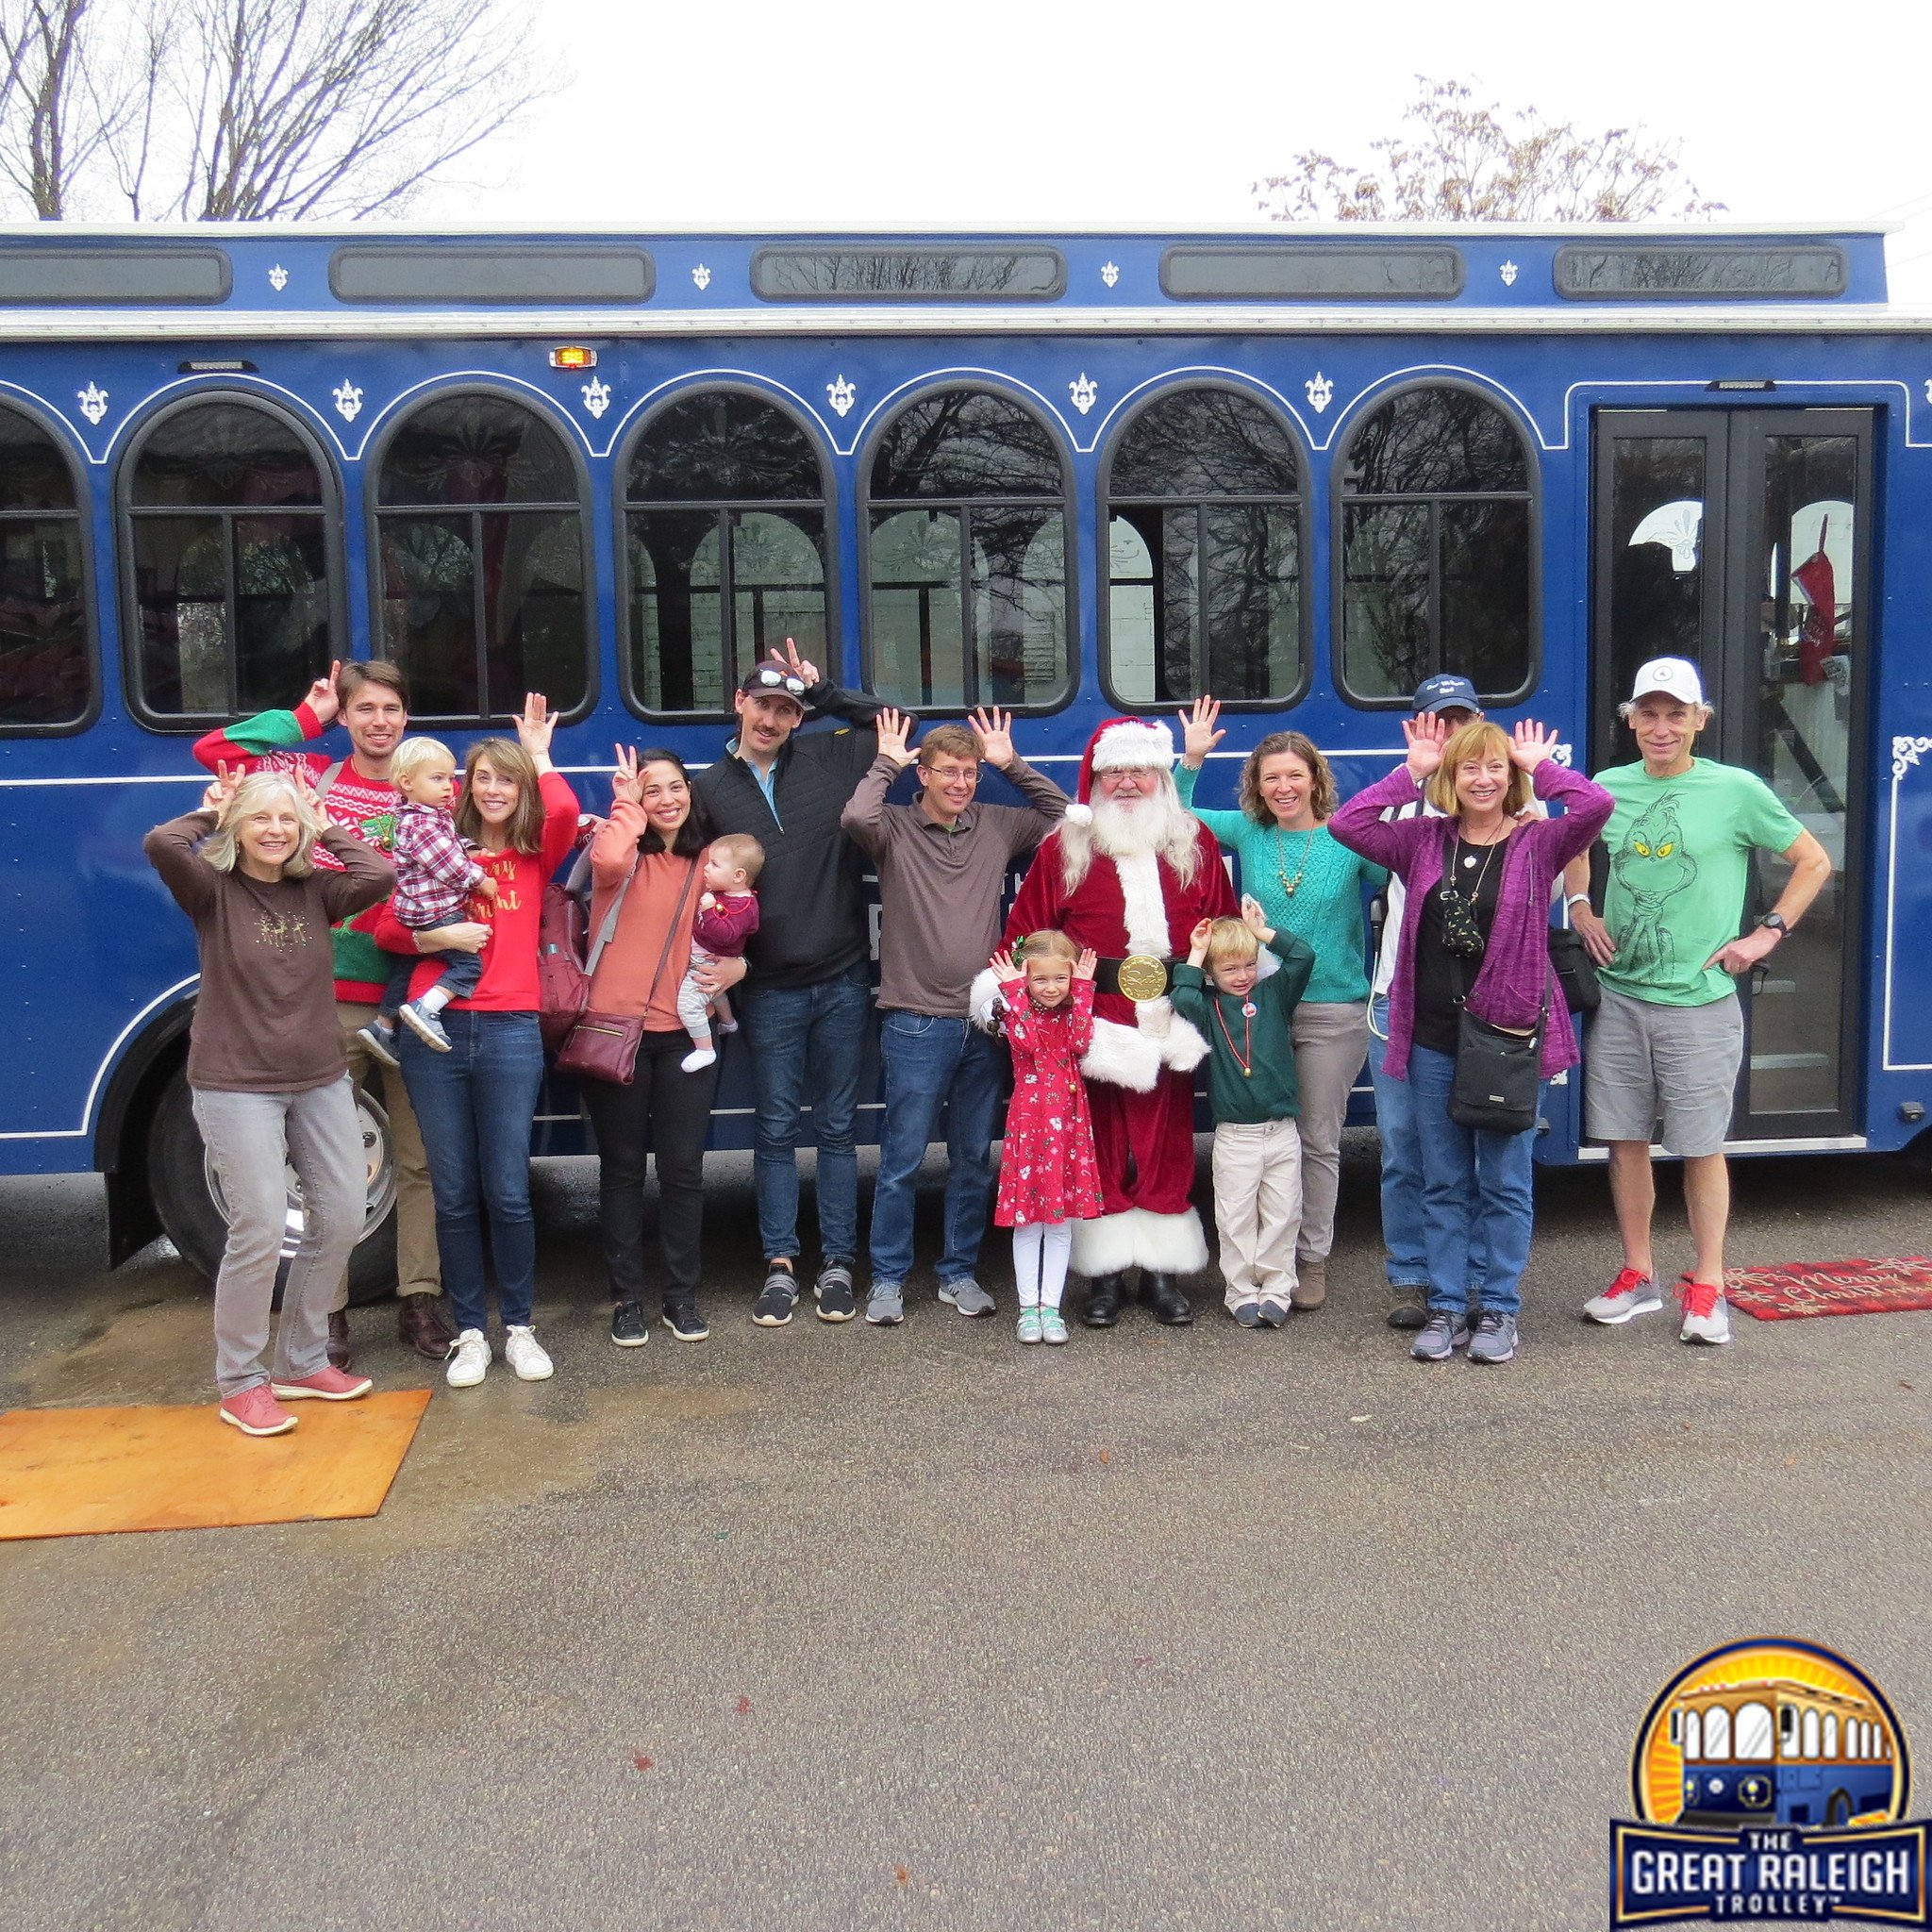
[874,708,916,769]
[968,706,1014,770]
[514,692,555,761]
[305,660,342,725]
[768,637,819,690]
[1510,720,1560,773]
[1241,893,1274,941]
[201,758,242,816]
[1402,712,1450,782]
[1074,948,1098,981]
[610,744,642,808]
[1188,915,1216,965]
[989,948,1022,983]
[1178,695,1225,770]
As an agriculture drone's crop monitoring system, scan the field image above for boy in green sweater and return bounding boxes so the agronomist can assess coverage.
[1172,897,1316,1327]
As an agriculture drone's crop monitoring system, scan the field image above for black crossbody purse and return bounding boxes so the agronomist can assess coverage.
[1439,841,1543,1137]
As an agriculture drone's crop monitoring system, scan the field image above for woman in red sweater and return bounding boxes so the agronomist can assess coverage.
[375,695,578,1391]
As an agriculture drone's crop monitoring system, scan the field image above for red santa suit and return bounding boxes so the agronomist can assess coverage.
[980,718,1236,1279]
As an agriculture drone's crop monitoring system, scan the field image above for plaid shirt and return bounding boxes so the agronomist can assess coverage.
[391,802,484,928]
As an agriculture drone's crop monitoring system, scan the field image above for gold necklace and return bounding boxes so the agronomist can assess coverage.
[1272,824,1318,897]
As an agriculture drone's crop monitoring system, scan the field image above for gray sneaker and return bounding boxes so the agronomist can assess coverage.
[865,1282,905,1326]
[1467,1308,1519,1364]
[1410,1308,1472,1362]
[939,1278,995,1318]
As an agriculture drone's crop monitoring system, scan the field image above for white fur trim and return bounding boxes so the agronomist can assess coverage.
[1061,801,1093,826]
[1071,1206,1209,1277]
[1079,1015,1162,1091]
[1112,847,1171,958]
[967,966,1005,1033]
[1091,719,1175,773]
[1152,1007,1210,1072]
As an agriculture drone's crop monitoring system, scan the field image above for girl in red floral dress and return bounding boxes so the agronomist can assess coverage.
[991,932,1103,1345]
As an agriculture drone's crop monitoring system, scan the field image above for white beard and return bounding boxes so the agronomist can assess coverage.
[1059,779,1201,894]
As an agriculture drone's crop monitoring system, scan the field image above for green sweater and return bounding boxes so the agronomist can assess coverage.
[1176,762,1385,1005]
[1172,929,1315,1125]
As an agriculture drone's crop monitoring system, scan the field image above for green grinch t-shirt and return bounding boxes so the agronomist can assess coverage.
[1596,758,1806,1008]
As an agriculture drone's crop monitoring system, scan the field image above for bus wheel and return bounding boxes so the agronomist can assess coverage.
[1826,1791,1852,1827]
[148,1071,400,1307]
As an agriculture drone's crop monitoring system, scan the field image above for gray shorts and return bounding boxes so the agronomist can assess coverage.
[1585,984,1743,1158]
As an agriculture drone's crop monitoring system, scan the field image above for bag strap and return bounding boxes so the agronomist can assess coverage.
[641,862,700,1011]
[583,851,637,979]
[313,758,344,800]
[584,848,698,997]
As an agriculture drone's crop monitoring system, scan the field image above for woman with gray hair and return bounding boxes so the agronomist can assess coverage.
[144,762,395,1436]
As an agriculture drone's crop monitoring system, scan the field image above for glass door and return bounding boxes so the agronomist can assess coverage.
[1592,408,1872,1142]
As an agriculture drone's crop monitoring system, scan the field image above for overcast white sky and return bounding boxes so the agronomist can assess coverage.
[417,0,1932,301]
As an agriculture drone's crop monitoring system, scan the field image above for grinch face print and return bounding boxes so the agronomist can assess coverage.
[1610,792,1698,983]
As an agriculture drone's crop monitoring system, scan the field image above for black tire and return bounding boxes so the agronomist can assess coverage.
[148,1070,400,1307]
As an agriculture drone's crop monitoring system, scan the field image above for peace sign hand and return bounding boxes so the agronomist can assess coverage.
[610,744,642,808]
[1178,695,1225,770]
[768,637,820,691]
[304,661,342,725]
[201,758,242,816]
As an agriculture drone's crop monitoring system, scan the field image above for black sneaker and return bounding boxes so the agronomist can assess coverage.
[751,1265,798,1327]
[814,1260,857,1324]
[609,1300,649,1348]
[663,1303,710,1342]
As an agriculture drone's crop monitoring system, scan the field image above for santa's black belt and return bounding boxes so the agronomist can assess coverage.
[1093,955,1171,1002]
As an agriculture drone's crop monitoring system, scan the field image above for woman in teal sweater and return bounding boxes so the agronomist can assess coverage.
[1176,697,1387,1308]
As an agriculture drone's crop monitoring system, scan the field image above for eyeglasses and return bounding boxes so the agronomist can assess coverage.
[747,668,807,696]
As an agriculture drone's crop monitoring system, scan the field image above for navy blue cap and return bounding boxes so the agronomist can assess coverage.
[1411,674,1481,716]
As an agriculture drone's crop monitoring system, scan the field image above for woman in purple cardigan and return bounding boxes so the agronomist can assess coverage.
[1329,714,1613,1366]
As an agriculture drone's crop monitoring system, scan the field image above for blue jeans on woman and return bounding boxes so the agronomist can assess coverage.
[399,1009,544,1333]
[1406,1043,1540,1319]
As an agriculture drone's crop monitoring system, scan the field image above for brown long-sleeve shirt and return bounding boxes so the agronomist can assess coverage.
[840,755,1067,1017]
[145,813,396,1092]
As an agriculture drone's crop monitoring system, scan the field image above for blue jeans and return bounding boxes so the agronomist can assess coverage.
[399,1009,544,1332]
[737,959,872,1264]
[869,1011,1002,1288]
[1406,1043,1540,1319]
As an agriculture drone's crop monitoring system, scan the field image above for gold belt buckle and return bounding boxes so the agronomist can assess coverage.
[1116,954,1169,1003]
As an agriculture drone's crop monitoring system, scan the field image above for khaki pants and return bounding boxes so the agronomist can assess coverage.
[1211,1117,1303,1310]
[334,998,441,1313]
[1290,1000,1370,1267]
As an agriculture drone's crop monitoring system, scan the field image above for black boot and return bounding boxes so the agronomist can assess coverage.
[1140,1271,1194,1326]
[1082,1273,1126,1328]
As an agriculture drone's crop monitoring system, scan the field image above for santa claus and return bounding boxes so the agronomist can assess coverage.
[974,716,1236,1327]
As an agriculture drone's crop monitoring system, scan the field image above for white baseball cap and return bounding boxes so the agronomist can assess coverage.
[1629,657,1706,707]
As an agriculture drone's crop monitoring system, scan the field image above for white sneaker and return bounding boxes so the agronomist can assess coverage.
[1583,1268,1664,1324]
[445,1328,491,1387]
[680,1046,718,1073]
[1677,1276,1733,1346]
[504,1324,554,1381]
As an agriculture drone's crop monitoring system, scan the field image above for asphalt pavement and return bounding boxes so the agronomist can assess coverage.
[3,1141,1931,1932]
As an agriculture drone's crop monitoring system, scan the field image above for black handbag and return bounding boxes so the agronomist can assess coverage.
[1547,924,1600,1015]
[1446,932,1543,1137]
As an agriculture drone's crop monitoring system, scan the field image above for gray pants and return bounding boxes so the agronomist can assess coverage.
[1290,1000,1371,1266]
[192,1077,366,1396]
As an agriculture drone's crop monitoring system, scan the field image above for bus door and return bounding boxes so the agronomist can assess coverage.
[1591,408,1874,1143]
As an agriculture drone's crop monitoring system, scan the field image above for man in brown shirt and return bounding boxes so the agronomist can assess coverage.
[840,708,1066,1325]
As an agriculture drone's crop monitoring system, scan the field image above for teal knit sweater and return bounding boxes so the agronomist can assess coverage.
[1176,761,1386,1006]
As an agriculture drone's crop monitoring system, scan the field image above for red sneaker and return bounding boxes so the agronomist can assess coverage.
[219,1384,297,1436]
[271,1365,374,1401]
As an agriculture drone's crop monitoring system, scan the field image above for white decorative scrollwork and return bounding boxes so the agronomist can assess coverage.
[581,376,611,419]
[691,264,711,291]
[826,375,856,417]
[1924,380,1932,406]
[1500,259,1520,287]
[332,381,363,423]
[1069,374,1097,415]
[268,264,289,291]
[1892,736,1932,779]
[1305,372,1333,413]
[76,382,108,425]
[1100,260,1119,289]
[1552,741,1574,768]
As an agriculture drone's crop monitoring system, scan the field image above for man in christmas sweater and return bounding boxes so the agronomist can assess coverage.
[980,717,1236,1328]
[192,658,458,1365]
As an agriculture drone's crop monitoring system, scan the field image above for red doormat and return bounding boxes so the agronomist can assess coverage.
[1724,1257,1932,1321]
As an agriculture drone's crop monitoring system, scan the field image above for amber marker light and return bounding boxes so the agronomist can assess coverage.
[549,346,597,370]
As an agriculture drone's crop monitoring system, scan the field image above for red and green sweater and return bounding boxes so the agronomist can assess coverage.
[192,701,401,1003]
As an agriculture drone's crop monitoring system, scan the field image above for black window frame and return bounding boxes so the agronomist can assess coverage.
[750,245,1066,303]
[1331,378,1541,710]
[365,382,598,728]
[1096,380,1311,713]
[118,388,345,734]
[858,381,1078,717]
[1159,242,1464,303]
[329,243,654,306]
[613,382,838,724]
[0,397,97,737]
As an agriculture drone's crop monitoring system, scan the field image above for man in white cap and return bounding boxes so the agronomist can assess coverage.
[1566,658,1832,1344]
[986,716,1238,1327]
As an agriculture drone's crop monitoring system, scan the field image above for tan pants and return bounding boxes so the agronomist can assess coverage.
[334,999,441,1313]
[1290,1000,1370,1267]
[1211,1117,1304,1310]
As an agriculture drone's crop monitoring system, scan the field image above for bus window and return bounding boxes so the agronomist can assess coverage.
[1735,1702,1774,1761]
[1682,1710,1701,1760]
[1824,1713,1839,1758]
[622,391,829,716]
[375,392,590,722]
[1705,1706,1732,1759]
[1100,386,1304,708]
[1336,384,1535,707]
[1802,1708,1820,1758]
[0,402,89,728]
[1780,1704,1799,1757]
[125,397,334,720]
[1668,1709,1682,1748]
[865,388,1070,710]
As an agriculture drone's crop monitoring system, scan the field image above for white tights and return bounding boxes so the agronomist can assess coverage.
[1012,1223,1073,1309]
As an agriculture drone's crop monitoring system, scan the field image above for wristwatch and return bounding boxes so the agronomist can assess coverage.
[1757,912,1789,935]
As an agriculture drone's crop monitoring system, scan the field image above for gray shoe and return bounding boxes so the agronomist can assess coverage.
[1468,1309,1519,1364]
[1410,1308,1472,1362]
[865,1282,904,1326]
[939,1278,994,1318]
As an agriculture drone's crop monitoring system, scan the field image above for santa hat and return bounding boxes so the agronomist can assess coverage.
[1062,716,1175,828]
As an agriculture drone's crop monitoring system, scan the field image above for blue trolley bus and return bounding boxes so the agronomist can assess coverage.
[2,220,1926,1293]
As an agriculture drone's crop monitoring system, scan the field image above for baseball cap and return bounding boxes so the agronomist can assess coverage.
[738,662,809,708]
[1628,657,1706,707]
[1411,674,1481,716]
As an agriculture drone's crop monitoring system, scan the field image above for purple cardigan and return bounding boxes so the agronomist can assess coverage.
[1327,759,1614,1078]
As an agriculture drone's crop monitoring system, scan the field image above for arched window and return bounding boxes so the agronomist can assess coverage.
[1682,1711,1702,1760]
[1705,1706,1732,1760]
[1735,1703,1774,1761]
[623,391,828,715]
[1780,1705,1800,1757]
[1336,384,1535,704]
[1802,1708,1821,1759]
[1103,386,1304,707]
[1824,1713,1840,1759]
[865,387,1069,708]
[125,397,335,719]
[375,392,589,720]
[0,404,88,727]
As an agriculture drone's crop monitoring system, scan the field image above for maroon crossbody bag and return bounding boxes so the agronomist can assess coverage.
[554,857,697,1086]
